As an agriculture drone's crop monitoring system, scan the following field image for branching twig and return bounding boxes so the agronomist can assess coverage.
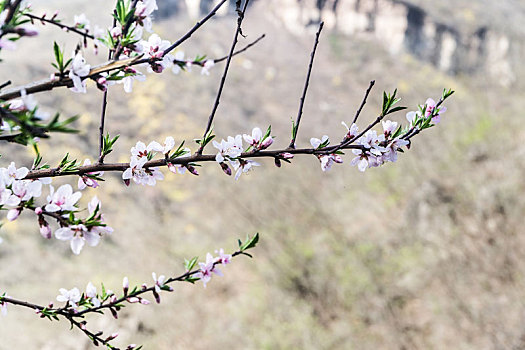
[352,80,375,124]
[24,13,95,40]
[196,0,251,155]
[288,22,324,149]
[161,0,228,57]
[0,244,253,348]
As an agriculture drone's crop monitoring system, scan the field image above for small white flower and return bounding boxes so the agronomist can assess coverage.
[201,60,215,75]
[243,127,262,146]
[310,135,329,149]
[85,282,101,307]
[232,159,260,180]
[56,287,81,307]
[213,135,243,163]
[68,52,91,93]
[73,14,90,31]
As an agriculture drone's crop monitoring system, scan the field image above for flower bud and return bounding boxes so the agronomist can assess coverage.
[105,333,119,341]
[280,152,294,159]
[35,207,43,215]
[260,136,274,150]
[122,277,129,295]
[140,298,150,305]
[220,162,231,176]
[274,158,281,168]
[110,307,118,319]
[7,208,21,221]
[153,290,161,304]
[186,165,199,176]
[40,224,52,239]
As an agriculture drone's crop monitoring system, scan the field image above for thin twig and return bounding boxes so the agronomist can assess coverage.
[113,0,140,59]
[0,80,12,90]
[352,80,375,124]
[288,22,324,149]
[24,13,95,40]
[196,0,251,155]
[98,14,118,164]
[213,33,265,63]
[162,0,228,57]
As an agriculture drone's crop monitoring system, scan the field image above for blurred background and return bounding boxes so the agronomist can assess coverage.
[1,0,525,348]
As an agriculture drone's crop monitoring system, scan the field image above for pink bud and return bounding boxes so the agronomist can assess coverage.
[7,208,20,221]
[141,283,147,291]
[281,152,294,159]
[333,155,343,163]
[35,207,43,215]
[122,277,129,295]
[153,290,160,304]
[260,137,274,150]
[167,163,177,174]
[220,162,231,176]
[187,165,199,176]
[105,333,119,341]
[40,224,52,239]
[127,297,139,303]
[140,298,150,305]
[110,307,118,319]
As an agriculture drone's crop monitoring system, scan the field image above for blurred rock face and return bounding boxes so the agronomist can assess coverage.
[162,0,519,86]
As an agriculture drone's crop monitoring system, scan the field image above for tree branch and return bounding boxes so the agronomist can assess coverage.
[196,0,251,155]
[288,21,324,149]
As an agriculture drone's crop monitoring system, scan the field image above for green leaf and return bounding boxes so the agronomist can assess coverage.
[184,256,198,271]
[240,232,259,251]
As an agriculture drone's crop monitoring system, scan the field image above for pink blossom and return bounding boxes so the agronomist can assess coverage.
[45,184,82,212]
[382,120,398,136]
[232,159,260,180]
[135,0,158,32]
[243,127,263,147]
[351,150,371,172]
[213,135,243,163]
[55,224,100,255]
[78,159,103,190]
[195,253,222,288]
[342,121,358,140]
[424,98,447,123]
[1,162,29,185]
[214,249,232,265]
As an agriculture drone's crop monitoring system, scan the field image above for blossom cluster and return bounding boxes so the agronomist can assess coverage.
[0,161,112,255]
[195,249,232,287]
[56,0,216,94]
[122,136,193,186]
[307,97,448,172]
[213,127,274,180]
